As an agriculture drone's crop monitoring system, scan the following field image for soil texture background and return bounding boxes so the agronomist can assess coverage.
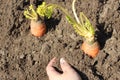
[0,0,120,80]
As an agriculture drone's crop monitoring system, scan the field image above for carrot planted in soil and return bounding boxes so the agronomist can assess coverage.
[30,20,46,37]
[81,40,100,58]
[65,0,100,58]
[24,2,54,37]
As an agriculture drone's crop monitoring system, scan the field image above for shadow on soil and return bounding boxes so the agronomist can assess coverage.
[53,65,89,80]
[98,0,108,3]
[45,15,62,32]
[91,66,104,80]
[96,22,113,50]
[89,61,104,80]
[23,0,44,8]
[29,0,43,6]
[72,66,89,80]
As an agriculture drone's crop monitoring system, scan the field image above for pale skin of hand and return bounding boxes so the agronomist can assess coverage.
[46,57,82,80]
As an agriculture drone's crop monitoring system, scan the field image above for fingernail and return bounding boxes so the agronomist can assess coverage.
[60,58,66,64]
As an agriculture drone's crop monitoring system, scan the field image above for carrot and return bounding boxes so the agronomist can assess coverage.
[81,40,100,58]
[30,20,46,37]
[24,2,54,37]
[65,0,100,58]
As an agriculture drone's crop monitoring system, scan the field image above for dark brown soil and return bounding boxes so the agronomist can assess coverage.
[0,0,120,80]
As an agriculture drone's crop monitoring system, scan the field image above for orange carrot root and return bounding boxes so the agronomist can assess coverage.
[81,40,100,58]
[30,20,46,37]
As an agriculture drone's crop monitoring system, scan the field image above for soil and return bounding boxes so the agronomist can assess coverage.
[0,0,120,80]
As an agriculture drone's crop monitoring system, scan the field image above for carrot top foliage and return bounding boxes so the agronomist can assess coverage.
[24,2,54,21]
[24,5,38,20]
[66,0,95,42]
[37,2,54,19]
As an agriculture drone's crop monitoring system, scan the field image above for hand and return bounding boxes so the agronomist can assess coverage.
[46,57,82,80]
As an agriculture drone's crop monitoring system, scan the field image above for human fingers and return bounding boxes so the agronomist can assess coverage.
[60,58,75,73]
[46,57,61,77]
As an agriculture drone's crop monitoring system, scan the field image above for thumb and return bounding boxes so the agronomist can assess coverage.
[60,58,74,73]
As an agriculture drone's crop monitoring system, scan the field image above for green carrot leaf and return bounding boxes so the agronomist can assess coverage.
[37,2,54,19]
[37,2,46,17]
[44,5,54,19]
[24,5,38,20]
[79,12,95,37]
[66,15,76,25]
